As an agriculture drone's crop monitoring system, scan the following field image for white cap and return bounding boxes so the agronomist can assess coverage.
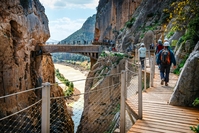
[163,42,170,46]
[140,43,144,46]
[164,38,168,42]
[158,39,162,43]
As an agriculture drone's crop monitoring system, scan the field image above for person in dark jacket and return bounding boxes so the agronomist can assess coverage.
[155,39,164,55]
[156,42,176,86]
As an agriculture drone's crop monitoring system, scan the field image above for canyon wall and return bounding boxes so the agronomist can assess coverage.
[0,0,73,132]
[94,0,142,41]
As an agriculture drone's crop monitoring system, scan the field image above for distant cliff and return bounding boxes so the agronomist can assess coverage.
[60,14,96,45]
[0,0,73,132]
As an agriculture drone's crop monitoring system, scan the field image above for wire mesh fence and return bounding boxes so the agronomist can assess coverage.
[0,59,143,133]
[0,100,42,133]
[125,59,140,117]
[50,81,121,133]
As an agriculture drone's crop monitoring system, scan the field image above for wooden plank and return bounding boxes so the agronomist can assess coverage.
[128,127,160,133]
[134,119,193,132]
[130,125,182,133]
[143,107,199,116]
[143,110,199,120]
[143,115,199,125]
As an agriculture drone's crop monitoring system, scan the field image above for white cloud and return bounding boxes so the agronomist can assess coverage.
[40,0,99,9]
[48,17,86,41]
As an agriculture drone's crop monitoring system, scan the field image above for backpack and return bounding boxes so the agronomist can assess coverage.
[161,49,170,65]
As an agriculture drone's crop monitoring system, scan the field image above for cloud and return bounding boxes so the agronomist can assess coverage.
[48,17,86,41]
[40,0,99,9]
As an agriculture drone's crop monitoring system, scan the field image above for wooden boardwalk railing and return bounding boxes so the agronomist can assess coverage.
[127,65,199,133]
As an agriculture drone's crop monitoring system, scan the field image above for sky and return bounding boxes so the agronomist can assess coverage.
[39,0,99,42]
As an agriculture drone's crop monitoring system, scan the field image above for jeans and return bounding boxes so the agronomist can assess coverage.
[160,64,170,82]
[140,57,145,69]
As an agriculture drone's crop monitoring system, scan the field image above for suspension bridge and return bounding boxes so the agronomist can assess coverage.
[0,51,199,132]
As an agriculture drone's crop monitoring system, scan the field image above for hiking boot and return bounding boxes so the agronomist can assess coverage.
[161,79,164,85]
[165,82,168,86]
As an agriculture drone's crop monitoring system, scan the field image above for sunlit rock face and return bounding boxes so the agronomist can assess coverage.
[94,0,142,41]
[77,54,126,133]
[169,42,199,106]
[0,0,73,132]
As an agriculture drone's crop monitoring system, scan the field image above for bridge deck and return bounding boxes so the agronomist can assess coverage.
[127,65,199,133]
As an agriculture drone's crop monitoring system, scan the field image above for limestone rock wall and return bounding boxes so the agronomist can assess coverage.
[77,55,125,132]
[0,0,73,132]
[169,42,199,106]
[95,0,142,41]
[0,0,49,115]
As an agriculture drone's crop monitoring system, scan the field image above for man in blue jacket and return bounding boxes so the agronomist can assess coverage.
[156,42,176,86]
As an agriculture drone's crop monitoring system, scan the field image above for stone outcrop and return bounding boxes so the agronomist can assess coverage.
[169,42,199,106]
[77,53,126,133]
[0,0,73,132]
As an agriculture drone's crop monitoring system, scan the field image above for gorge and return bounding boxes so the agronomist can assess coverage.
[0,0,199,132]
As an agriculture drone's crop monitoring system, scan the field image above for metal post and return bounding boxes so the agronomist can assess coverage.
[120,70,126,133]
[42,82,50,133]
[138,65,142,119]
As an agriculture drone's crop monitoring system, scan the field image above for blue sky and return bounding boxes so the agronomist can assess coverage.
[39,0,99,42]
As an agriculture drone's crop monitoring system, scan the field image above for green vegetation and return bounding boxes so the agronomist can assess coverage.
[190,98,199,133]
[125,17,136,28]
[182,16,199,50]
[173,53,189,75]
[166,31,175,39]
[55,69,74,96]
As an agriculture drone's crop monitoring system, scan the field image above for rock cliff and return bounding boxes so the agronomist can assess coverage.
[94,0,199,107]
[77,53,126,132]
[0,0,73,132]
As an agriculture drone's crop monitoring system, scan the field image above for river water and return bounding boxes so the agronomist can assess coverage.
[54,64,87,132]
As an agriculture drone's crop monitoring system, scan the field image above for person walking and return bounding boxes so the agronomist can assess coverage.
[155,39,164,55]
[155,39,164,69]
[138,43,146,70]
[156,42,176,86]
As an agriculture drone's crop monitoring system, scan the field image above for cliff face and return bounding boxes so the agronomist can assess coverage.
[95,0,142,41]
[0,0,49,114]
[94,0,199,107]
[0,0,73,132]
[77,53,126,132]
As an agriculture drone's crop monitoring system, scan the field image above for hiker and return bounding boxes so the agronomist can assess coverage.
[155,39,163,55]
[138,43,146,70]
[156,42,176,86]
[155,39,164,68]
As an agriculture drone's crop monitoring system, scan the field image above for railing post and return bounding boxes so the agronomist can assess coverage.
[120,70,126,133]
[144,58,146,90]
[42,82,50,133]
[138,65,142,119]
[150,56,155,87]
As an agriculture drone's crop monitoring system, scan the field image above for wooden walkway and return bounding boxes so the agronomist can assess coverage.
[127,65,199,133]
